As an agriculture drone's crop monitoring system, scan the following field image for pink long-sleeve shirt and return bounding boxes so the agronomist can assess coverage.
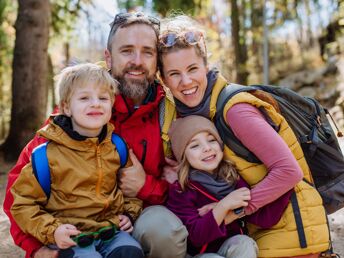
[226,103,303,215]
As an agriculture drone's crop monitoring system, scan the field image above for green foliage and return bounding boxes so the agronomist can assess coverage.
[50,0,92,39]
[0,0,15,140]
[117,0,145,12]
[153,0,197,16]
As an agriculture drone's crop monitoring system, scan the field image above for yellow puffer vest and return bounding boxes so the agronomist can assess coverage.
[218,84,330,257]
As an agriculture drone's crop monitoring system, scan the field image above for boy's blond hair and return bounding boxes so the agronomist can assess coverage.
[56,63,118,113]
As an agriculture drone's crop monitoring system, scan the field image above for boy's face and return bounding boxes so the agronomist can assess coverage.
[184,131,223,173]
[63,83,112,137]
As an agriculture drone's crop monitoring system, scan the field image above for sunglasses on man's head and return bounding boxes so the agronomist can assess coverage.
[110,12,160,30]
[159,31,204,48]
[71,223,117,248]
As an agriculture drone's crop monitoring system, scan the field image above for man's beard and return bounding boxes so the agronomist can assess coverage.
[113,65,154,101]
[117,77,150,100]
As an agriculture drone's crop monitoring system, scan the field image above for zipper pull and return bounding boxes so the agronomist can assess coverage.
[325,109,343,137]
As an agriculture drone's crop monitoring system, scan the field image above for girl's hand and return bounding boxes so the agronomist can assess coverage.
[212,188,250,225]
[198,202,217,216]
[54,224,80,249]
[219,187,251,211]
[119,214,133,233]
[162,157,179,184]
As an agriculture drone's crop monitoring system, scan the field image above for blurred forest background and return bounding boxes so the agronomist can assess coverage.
[0,0,344,162]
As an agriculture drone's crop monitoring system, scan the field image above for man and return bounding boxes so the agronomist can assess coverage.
[3,12,187,258]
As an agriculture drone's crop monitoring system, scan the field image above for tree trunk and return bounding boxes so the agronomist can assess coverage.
[231,0,248,85]
[305,0,314,48]
[250,0,263,73]
[1,0,50,161]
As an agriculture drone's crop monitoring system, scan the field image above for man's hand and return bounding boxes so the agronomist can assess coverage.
[33,246,59,258]
[119,214,133,233]
[54,224,80,249]
[119,149,146,197]
[161,157,179,184]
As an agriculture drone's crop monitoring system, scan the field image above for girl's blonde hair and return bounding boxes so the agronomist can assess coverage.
[158,15,208,77]
[56,63,119,113]
[178,151,239,191]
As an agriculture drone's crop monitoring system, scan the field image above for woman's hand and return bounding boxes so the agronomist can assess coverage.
[224,209,245,225]
[119,214,133,233]
[54,224,80,249]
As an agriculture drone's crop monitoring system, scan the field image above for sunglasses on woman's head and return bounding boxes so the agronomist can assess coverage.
[71,223,117,248]
[110,12,160,31]
[159,31,204,48]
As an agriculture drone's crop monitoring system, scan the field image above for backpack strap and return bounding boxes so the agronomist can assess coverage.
[215,84,263,163]
[290,191,307,248]
[111,133,128,168]
[159,95,176,158]
[32,142,51,198]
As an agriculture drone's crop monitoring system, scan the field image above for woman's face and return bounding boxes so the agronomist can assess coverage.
[161,47,208,108]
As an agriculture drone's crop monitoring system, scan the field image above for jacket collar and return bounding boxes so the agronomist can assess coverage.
[113,81,165,117]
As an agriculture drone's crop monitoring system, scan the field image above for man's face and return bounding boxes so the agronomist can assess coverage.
[105,23,158,104]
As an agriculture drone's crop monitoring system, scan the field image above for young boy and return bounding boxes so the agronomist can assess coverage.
[10,63,144,258]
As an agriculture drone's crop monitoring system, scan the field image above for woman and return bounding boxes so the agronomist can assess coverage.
[158,15,330,258]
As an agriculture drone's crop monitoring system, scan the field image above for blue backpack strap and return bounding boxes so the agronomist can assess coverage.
[111,133,128,167]
[31,142,51,198]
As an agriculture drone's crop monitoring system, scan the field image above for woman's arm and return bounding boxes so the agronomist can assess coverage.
[226,103,303,215]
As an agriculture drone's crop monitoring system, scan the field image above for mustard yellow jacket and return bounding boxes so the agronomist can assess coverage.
[11,121,142,245]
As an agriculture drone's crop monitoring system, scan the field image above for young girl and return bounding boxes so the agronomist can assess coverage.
[167,115,258,258]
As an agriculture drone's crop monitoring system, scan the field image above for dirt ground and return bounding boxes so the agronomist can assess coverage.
[0,159,343,258]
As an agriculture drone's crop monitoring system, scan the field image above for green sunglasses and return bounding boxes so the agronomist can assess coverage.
[72,222,117,248]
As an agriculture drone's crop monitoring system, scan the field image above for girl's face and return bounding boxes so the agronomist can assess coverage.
[161,47,208,108]
[63,83,112,137]
[184,131,223,173]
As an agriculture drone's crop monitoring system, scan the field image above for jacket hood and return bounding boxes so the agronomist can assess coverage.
[38,119,115,151]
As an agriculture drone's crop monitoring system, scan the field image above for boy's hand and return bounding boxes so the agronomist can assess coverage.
[54,224,80,249]
[119,149,146,197]
[33,246,58,258]
[162,157,179,184]
[119,214,133,233]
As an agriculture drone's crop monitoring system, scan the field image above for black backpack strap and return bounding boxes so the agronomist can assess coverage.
[290,191,307,248]
[215,84,262,163]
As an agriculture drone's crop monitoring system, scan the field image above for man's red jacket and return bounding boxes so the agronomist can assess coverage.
[3,83,168,257]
